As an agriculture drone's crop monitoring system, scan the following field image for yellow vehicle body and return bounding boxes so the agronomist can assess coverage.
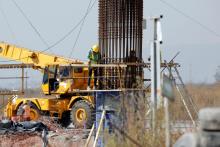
[41,64,91,95]
[0,42,92,94]
[0,42,82,68]
[4,95,94,121]
[0,42,95,128]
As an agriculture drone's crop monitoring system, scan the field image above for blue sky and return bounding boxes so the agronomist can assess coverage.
[0,0,219,88]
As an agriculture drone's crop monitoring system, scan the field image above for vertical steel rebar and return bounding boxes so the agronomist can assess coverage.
[99,0,143,89]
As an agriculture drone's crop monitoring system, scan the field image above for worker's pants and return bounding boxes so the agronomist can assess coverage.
[88,67,98,87]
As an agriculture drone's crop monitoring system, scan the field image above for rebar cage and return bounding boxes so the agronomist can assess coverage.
[98,0,144,89]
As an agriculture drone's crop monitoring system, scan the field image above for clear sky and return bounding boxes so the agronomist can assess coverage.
[0,0,219,88]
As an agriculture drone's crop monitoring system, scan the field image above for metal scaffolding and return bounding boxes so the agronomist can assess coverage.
[0,64,31,95]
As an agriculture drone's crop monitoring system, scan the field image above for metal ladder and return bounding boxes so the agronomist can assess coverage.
[170,66,198,127]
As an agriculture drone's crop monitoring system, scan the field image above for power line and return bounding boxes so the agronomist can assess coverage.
[40,0,97,54]
[159,0,220,39]
[0,0,97,63]
[0,1,17,43]
[69,0,97,58]
[11,0,49,48]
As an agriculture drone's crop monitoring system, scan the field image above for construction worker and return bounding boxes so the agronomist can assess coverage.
[87,44,101,90]
[22,100,31,121]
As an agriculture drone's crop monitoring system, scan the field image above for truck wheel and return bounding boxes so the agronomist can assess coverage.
[60,111,71,127]
[71,100,94,128]
[17,103,41,121]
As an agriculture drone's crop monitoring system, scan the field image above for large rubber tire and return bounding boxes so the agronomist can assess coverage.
[71,100,94,129]
[17,103,41,121]
[60,111,71,127]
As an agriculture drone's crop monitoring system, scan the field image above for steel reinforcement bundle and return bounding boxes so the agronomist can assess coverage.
[98,0,143,89]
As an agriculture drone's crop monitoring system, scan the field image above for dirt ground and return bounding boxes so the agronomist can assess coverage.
[0,133,43,147]
[0,130,92,147]
[0,118,93,147]
[0,133,89,147]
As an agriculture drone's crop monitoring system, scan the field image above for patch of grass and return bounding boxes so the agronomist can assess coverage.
[104,83,220,146]
[103,92,167,147]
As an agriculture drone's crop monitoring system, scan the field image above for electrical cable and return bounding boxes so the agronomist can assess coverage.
[0,1,17,43]
[11,0,49,48]
[0,0,96,63]
[1,0,219,63]
[69,0,97,58]
[42,0,97,54]
[159,0,220,39]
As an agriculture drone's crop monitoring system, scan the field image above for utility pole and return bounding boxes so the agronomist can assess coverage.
[162,66,176,147]
[21,65,24,94]
[150,15,163,136]
[165,96,170,147]
[26,71,28,91]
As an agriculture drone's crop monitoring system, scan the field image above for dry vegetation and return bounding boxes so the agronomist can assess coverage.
[103,92,165,147]
[104,83,220,147]
[187,83,220,108]
[168,83,220,121]
[0,83,220,146]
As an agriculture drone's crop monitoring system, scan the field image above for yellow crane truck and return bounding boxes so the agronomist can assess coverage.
[0,42,95,128]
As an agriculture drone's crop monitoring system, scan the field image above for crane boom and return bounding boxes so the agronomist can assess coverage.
[1,42,96,129]
[0,42,82,68]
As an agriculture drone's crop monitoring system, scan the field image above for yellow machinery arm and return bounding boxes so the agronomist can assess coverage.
[0,42,82,68]
[0,42,95,129]
[0,42,88,94]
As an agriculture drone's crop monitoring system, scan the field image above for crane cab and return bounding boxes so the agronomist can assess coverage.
[41,64,89,95]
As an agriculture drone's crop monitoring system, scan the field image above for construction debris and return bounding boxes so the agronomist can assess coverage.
[0,120,48,134]
[0,118,92,147]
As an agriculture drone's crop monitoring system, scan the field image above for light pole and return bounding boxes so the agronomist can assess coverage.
[150,15,163,136]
